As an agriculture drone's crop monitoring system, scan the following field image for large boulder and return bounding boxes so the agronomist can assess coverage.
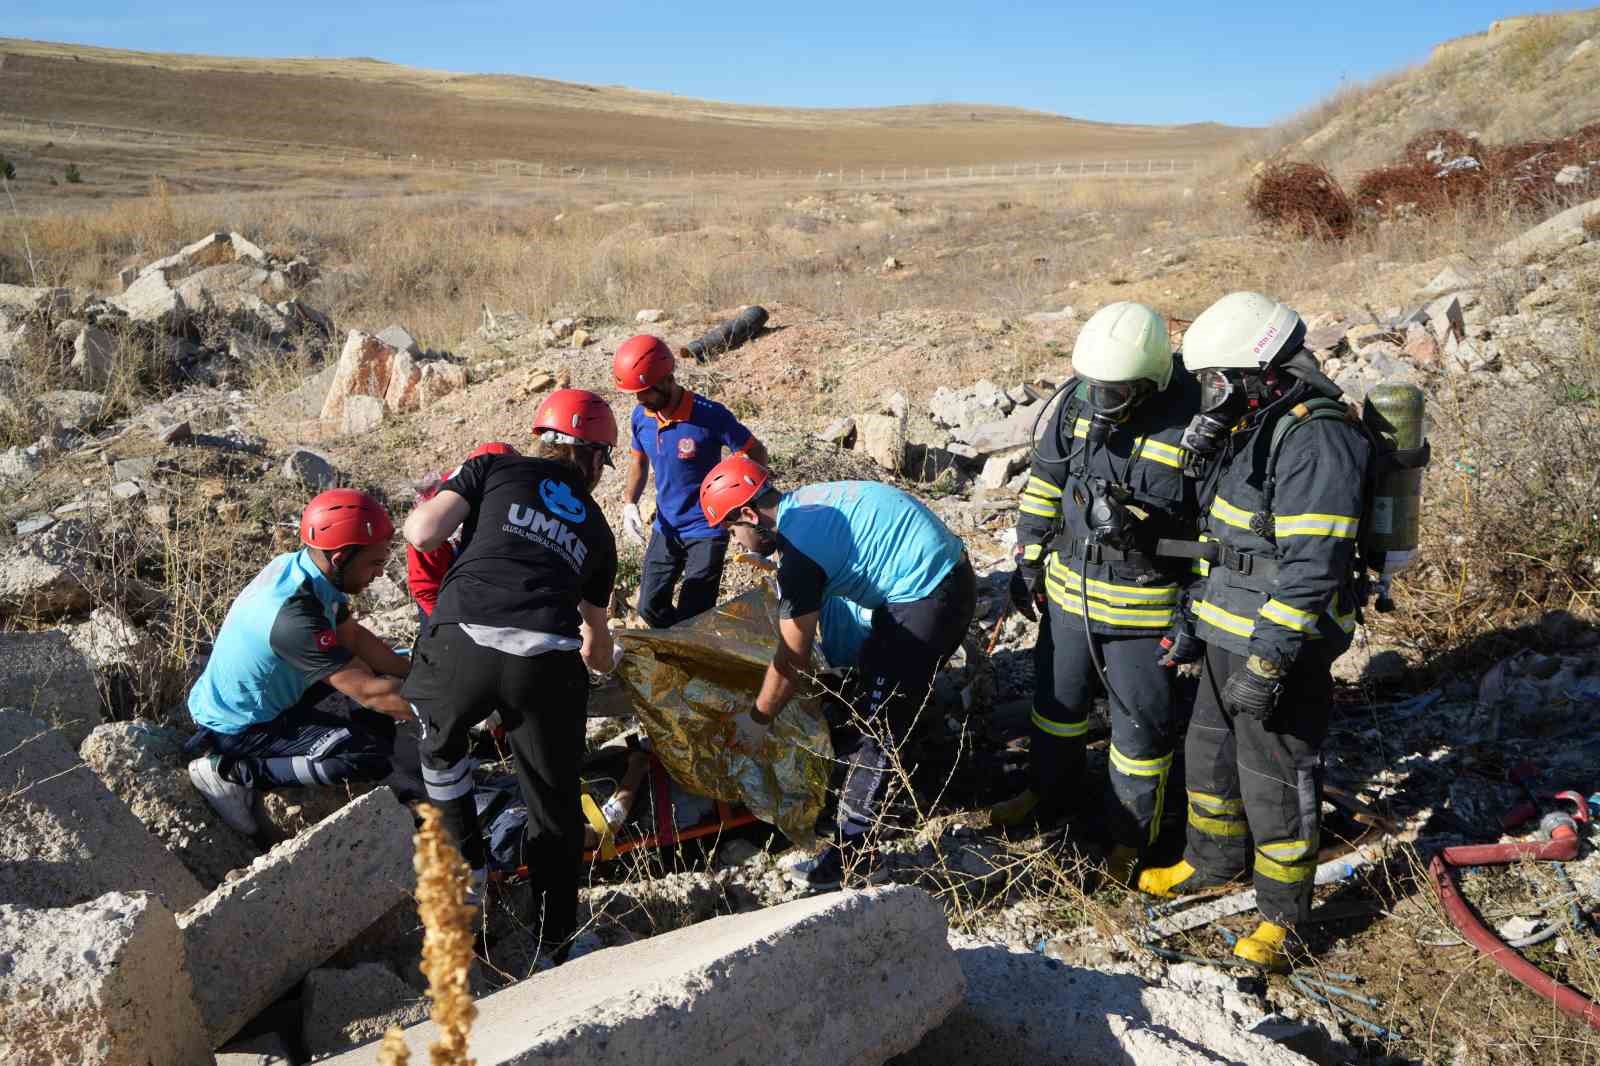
[929,380,1013,430]
[900,938,1314,1065]
[324,884,963,1066]
[179,788,416,1047]
[78,721,261,888]
[855,411,907,474]
[0,546,94,620]
[0,630,103,747]
[320,330,465,422]
[1497,196,1600,262]
[0,708,206,912]
[0,891,214,1066]
[111,269,186,330]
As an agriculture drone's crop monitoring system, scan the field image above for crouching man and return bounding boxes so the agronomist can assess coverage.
[186,489,418,836]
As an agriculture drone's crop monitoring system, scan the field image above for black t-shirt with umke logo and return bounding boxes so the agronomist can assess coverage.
[428,455,618,639]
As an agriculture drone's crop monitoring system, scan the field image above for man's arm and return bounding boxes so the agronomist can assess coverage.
[623,450,649,506]
[754,611,819,719]
[338,617,411,677]
[404,490,470,553]
[579,599,616,675]
[742,438,770,466]
[325,660,412,720]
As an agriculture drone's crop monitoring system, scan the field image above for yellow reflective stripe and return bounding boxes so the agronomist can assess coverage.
[1135,437,1185,469]
[1254,844,1316,884]
[1258,839,1315,860]
[1331,606,1357,634]
[1045,585,1176,627]
[1110,745,1173,776]
[1021,543,1043,563]
[1209,495,1254,530]
[1072,418,1089,439]
[1194,599,1255,639]
[1046,559,1180,604]
[1259,597,1318,633]
[1031,709,1088,738]
[1188,790,1244,814]
[1189,809,1249,837]
[1274,512,1358,539]
[1019,500,1060,519]
[1025,476,1063,499]
[1191,558,1210,577]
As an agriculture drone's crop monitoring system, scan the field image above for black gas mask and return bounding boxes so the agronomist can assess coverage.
[1179,367,1287,460]
[1083,378,1152,449]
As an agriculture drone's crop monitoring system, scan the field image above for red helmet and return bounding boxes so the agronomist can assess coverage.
[466,441,518,461]
[533,388,618,447]
[612,335,674,393]
[700,455,771,526]
[299,489,395,551]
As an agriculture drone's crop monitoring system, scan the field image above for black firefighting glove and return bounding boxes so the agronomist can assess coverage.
[1156,619,1201,668]
[1009,566,1046,623]
[1219,655,1285,720]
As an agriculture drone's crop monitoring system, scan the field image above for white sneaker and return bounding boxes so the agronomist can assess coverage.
[188,756,258,836]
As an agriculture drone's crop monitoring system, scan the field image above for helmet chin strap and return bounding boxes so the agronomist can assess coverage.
[321,547,356,593]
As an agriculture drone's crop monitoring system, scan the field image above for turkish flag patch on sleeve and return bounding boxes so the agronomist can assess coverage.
[315,629,338,651]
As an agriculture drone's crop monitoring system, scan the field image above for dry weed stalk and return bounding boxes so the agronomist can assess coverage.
[415,803,477,1066]
[375,1027,411,1066]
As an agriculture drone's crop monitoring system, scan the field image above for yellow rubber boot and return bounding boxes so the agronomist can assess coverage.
[1104,845,1139,886]
[1136,859,1199,898]
[988,788,1040,828]
[1233,920,1291,970]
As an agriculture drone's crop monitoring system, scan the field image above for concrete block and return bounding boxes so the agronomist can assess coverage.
[0,709,204,912]
[0,630,104,748]
[179,788,416,1047]
[302,964,427,1056]
[900,938,1313,1065]
[855,411,907,474]
[324,884,963,1066]
[112,269,186,330]
[70,326,118,390]
[0,891,214,1066]
[375,324,422,356]
[1497,196,1600,262]
[0,547,95,619]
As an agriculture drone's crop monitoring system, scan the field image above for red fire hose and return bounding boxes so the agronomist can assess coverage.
[1427,794,1600,1030]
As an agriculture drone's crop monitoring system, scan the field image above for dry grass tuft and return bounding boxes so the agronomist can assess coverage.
[412,804,477,1066]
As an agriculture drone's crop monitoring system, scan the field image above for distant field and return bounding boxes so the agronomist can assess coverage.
[0,38,1241,175]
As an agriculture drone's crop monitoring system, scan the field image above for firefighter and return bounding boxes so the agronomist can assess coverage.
[699,459,976,891]
[614,335,768,629]
[991,301,1202,883]
[1137,292,1371,971]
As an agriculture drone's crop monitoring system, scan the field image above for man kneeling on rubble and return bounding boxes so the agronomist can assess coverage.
[699,457,977,891]
[186,489,419,836]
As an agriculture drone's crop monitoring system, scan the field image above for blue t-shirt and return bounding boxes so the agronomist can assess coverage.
[774,481,963,617]
[631,390,754,540]
[188,550,353,735]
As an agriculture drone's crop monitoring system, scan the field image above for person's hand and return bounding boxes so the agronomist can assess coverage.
[1157,621,1202,668]
[1009,567,1045,623]
[609,641,625,673]
[729,708,773,754]
[1220,656,1284,720]
[623,503,646,547]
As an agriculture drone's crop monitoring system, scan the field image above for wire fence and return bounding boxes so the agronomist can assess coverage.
[5,112,1204,188]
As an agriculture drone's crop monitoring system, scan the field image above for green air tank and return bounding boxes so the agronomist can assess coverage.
[1362,383,1429,610]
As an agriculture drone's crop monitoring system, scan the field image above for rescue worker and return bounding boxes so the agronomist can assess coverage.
[699,459,976,891]
[407,441,519,627]
[186,489,417,836]
[615,334,768,628]
[992,301,1202,882]
[1137,292,1370,970]
[402,388,620,960]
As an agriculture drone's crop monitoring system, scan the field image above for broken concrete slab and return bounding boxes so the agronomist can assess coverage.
[34,389,106,430]
[855,411,907,473]
[375,324,422,356]
[899,937,1312,1065]
[0,546,94,619]
[179,788,415,1047]
[1497,196,1600,262]
[79,721,261,889]
[320,330,397,422]
[229,232,268,264]
[112,269,187,330]
[0,630,105,748]
[0,708,206,912]
[0,891,214,1066]
[301,964,428,1057]
[326,885,961,1066]
[70,326,118,390]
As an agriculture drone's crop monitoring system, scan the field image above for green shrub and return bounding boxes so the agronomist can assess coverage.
[0,156,14,180]
[63,163,82,184]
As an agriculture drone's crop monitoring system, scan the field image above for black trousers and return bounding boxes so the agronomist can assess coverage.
[1182,643,1337,927]
[836,557,977,840]
[638,529,728,629]
[1029,604,1177,849]
[212,683,404,794]
[403,623,589,951]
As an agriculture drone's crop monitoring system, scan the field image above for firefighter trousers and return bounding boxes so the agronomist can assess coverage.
[1030,600,1176,849]
[1182,642,1336,927]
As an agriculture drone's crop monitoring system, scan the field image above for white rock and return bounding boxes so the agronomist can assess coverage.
[70,327,118,390]
[635,308,665,323]
[1497,196,1600,262]
[339,395,386,435]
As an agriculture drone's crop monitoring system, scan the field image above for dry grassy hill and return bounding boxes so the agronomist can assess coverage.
[0,37,1236,171]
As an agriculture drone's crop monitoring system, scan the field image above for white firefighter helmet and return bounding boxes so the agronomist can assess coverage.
[1183,292,1303,371]
[1070,301,1173,391]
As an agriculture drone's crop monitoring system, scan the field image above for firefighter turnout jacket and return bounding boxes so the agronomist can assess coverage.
[1016,364,1201,638]
[1189,385,1370,667]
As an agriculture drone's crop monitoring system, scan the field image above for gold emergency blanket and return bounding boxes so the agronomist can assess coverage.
[615,584,831,846]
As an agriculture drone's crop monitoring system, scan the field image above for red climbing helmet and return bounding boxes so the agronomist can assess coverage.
[533,388,619,448]
[700,454,771,526]
[299,489,395,551]
[612,335,675,393]
[466,441,519,461]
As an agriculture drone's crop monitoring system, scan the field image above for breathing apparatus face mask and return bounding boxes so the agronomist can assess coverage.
[1083,379,1152,448]
[1180,369,1257,458]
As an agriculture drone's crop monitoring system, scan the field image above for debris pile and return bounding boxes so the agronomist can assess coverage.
[1246,161,1355,239]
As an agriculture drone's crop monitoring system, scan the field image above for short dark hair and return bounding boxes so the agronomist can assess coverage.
[751,485,782,511]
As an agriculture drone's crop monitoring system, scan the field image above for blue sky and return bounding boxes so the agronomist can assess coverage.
[6,1,1595,125]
